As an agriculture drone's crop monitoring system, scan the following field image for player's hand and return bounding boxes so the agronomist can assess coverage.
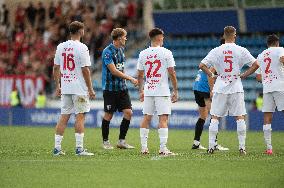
[280,56,284,63]
[210,91,213,99]
[171,90,178,103]
[130,78,138,87]
[139,90,144,102]
[55,86,61,97]
[240,73,245,79]
[88,89,96,100]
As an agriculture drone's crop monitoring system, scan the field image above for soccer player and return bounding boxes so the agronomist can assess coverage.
[53,21,96,156]
[256,34,284,155]
[101,28,138,149]
[192,38,229,151]
[137,28,178,156]
[199,26,259,154]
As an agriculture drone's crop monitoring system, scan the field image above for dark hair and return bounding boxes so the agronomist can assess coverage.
[69,21,84,34]
[149,28,164,39]
[111,28,127,40]
[267,34,279,46]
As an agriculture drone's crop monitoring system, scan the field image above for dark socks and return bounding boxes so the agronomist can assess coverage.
[102,119,110,141]
[194,118,205,141]
[119,118,130,140]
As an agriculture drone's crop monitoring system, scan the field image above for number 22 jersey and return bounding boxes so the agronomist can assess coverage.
[256,47,284,93]
[54,40,91,95]
[137,46,176,96]
[201,43,256,94]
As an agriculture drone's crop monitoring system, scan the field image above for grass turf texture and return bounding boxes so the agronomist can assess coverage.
[0,126,283,188]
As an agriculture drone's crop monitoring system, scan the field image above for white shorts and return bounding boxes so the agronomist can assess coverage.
[61,94,90,114]
[210,92,246,117]
[263,91,284,112]
[143,96,171,115]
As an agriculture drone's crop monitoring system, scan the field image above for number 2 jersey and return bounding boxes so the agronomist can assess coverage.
[137,46,176,96]
[201,43,256,94]
[256,47,284,93]
[54,40,91,95]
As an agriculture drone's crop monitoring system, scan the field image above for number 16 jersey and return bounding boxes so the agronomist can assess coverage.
[201,43,256,94]
[137,46,175,96]
[54,40,91,95]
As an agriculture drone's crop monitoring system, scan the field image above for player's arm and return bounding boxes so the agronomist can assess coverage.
[255,66,262,83]
[199,63,215,78]
[137,70,144,102]
[107,64,138,86]
[207,67,216,98]
[82,66,96,99]
[280,55,284,65]
[240,60,260,79]
[81,46,96,99]
[168,67,178,103]
[53,65,61,97]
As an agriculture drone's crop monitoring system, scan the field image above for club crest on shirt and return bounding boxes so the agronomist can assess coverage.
[105,53,110,59]
[107,105,112,110]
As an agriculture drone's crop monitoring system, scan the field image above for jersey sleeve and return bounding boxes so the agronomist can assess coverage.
[81,45,91,67]
[279,48,284,58]
[167,50,176,68]
[201,49,216,67]
[241,48,256,67]
[102,49,114,66]
[137,52,144,70]
[54,45,61,65]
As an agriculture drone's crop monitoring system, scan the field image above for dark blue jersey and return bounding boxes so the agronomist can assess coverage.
[101,43,127,91]
[193,70,210,93]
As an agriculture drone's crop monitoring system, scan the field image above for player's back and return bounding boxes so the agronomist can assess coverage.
[202,43,255,94]
[138,46,175,96]
[55,40,91,95]
[257,47,284,93]
[210,43,252,75]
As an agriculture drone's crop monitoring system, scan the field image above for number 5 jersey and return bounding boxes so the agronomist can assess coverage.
[201,43,256,94]
[54,40,91,95]
[137,46,176,96]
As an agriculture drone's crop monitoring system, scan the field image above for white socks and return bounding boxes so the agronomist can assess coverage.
[158,128,168,150]
[209,119,219,149]
[140,128,149,150]
[55,134,63,150]
[75,133,84,148]
[263,124,272,150]
[237,119,246,150]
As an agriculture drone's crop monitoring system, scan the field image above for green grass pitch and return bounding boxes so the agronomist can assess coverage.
[0,126,283,188]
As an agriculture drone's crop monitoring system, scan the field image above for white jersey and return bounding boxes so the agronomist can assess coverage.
[137,46,175,96]
[256,47,284,93]
[54,40,91,95]
[201,43,256,94]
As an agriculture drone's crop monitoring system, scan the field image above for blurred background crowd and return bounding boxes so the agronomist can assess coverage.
[0,0,144,94]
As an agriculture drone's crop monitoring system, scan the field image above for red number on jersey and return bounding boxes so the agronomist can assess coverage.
[264,57,272,74]
[62,53,75,71]
[145,59,161,78]
[224,56,233,72]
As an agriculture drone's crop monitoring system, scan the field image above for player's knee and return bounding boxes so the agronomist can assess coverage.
[263,124,272,131]
[237,119,246,134]
[104,113,113,121]
[123,109,133,119]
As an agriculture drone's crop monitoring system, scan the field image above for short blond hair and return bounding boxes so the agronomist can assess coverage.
[223,26,236,39]
[111,28,127,40]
